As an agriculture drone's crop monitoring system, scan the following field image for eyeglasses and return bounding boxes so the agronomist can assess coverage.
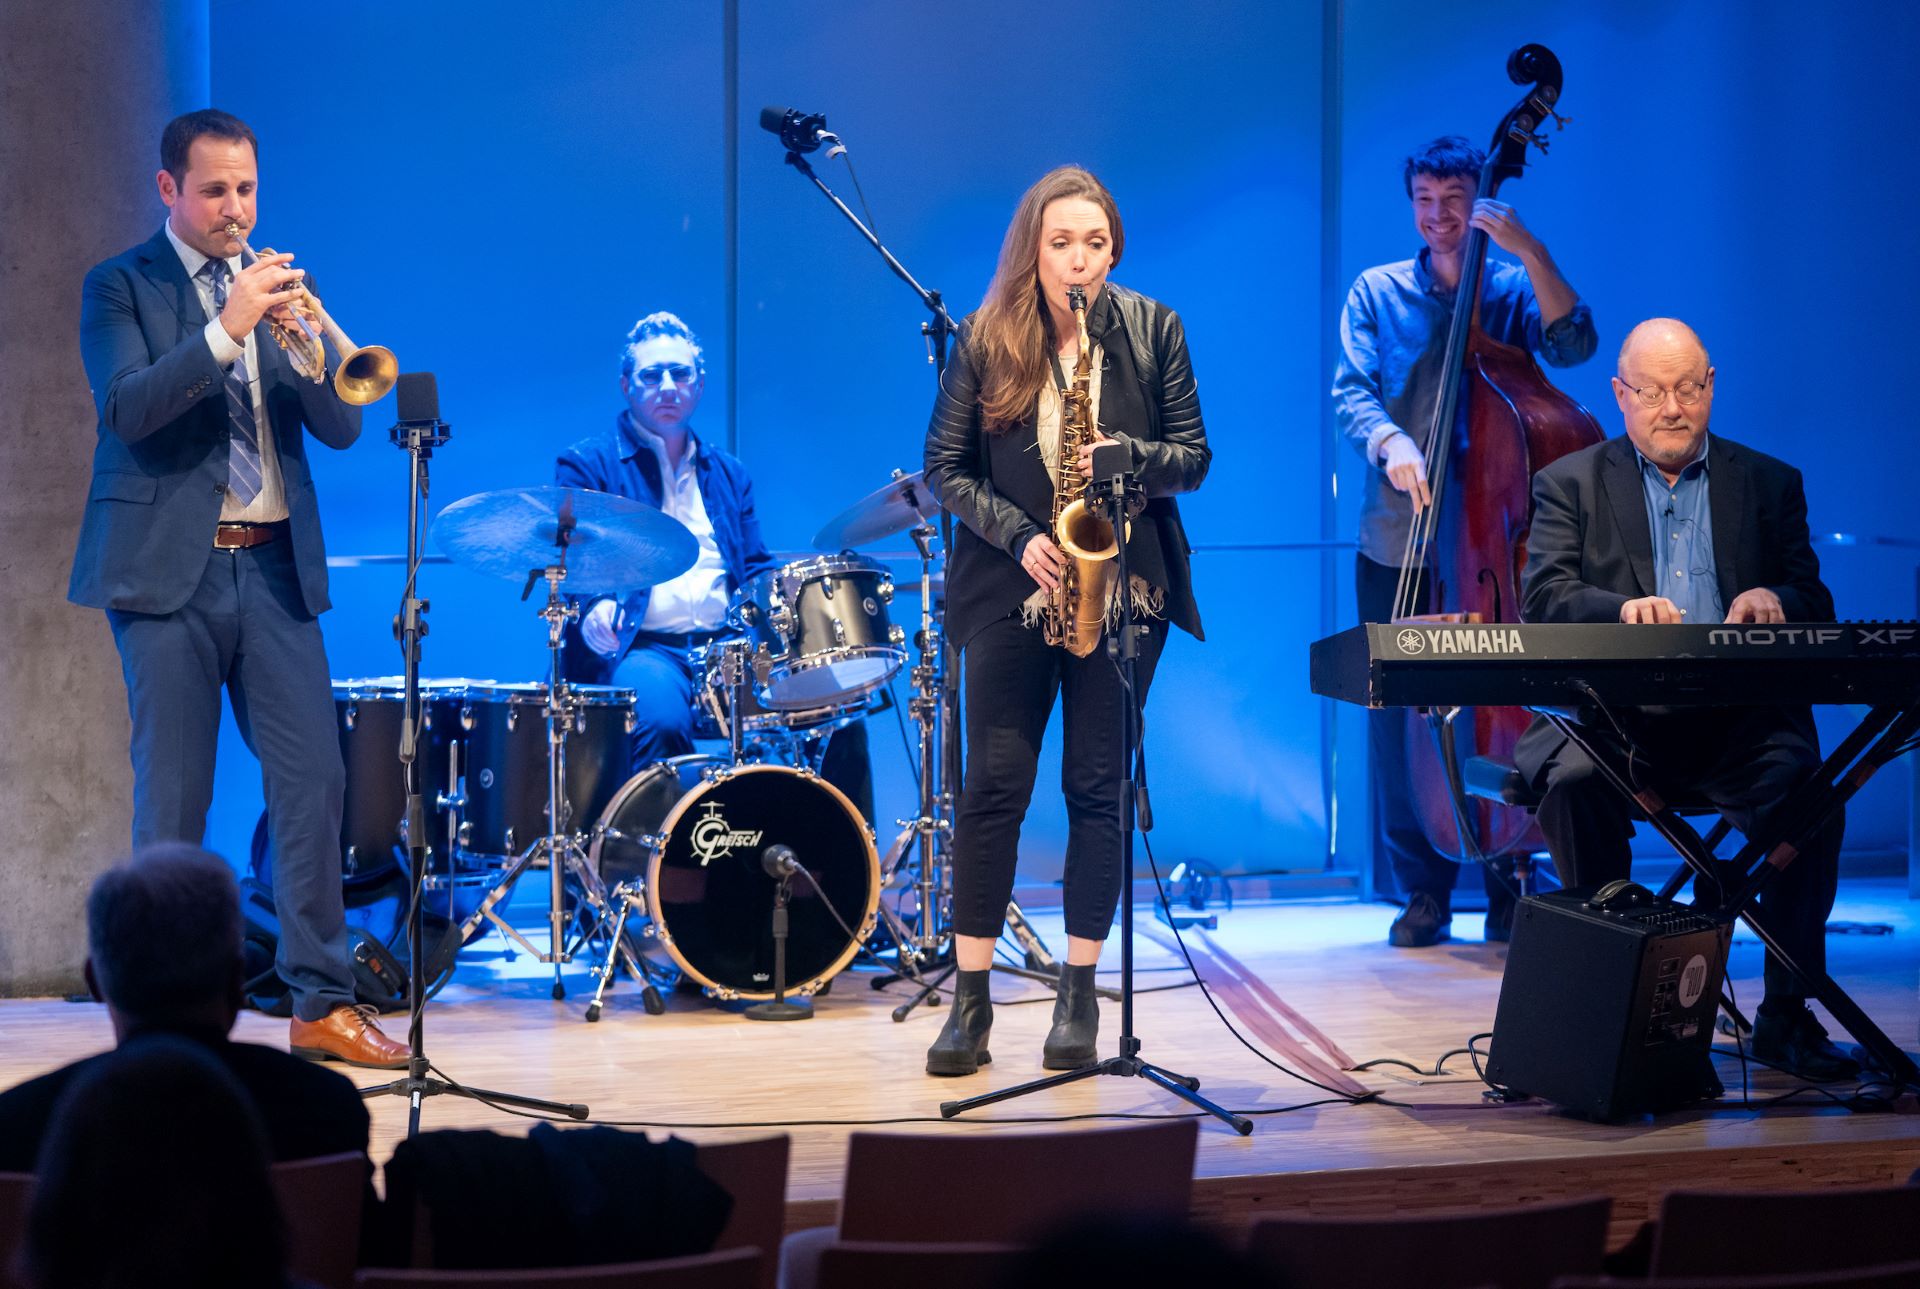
[1619,377,1709,409]
[633,363,698,388]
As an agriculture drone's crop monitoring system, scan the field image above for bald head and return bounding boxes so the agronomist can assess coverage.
[1612,317,1715,481]
[1617,317,1710,379]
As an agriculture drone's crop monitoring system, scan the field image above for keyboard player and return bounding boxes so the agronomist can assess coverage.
[1513,317,1856,1082]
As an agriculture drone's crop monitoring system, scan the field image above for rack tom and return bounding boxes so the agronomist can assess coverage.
[730,554,906,710]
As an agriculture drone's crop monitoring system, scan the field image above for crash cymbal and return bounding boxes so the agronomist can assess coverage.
[432,486,698,595]
[812,468,942,551]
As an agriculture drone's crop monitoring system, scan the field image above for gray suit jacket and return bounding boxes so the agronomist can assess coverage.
[68,226,361,616]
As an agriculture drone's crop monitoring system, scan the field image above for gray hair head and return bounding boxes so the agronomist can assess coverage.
[87,843,243,1020]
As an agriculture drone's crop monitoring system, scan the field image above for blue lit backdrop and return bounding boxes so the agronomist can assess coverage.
[199,0,1917,882]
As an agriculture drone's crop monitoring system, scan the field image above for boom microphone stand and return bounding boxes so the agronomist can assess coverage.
[771,109,1069,1007]
[359,373,587,1134]
[939,445,1252,1135]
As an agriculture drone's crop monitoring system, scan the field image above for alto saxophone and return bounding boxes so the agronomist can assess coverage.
[1042,285,1121,657]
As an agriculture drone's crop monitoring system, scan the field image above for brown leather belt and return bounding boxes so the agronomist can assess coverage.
[213,521,288,550]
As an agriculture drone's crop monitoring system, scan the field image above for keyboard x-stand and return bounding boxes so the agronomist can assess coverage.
[1310,622,1920,1090]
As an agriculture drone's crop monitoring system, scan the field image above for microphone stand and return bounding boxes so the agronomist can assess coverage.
[359,398,588,1133]
[780,141,1063,1002]
[938,458,1252,1135]
[745,849,812,1022]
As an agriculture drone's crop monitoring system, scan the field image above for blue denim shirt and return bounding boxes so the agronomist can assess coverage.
[1638,435,1723,623]
[1333,249,1598,566]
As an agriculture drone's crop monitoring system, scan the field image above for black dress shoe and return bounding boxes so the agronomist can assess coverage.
[1388,892,1452,948]
[1751,1000,1861,1082]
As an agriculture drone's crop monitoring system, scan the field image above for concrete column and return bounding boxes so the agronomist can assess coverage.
[0,1,209,994]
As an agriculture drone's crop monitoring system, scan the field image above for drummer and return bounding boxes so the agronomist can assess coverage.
[555,311,872,814]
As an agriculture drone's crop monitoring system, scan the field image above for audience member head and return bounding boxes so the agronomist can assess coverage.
[21,1034,287,1289]
[84,842,246,1041]
[996,1213,1277,1289]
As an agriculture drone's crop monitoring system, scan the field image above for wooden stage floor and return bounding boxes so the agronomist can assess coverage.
[5,881,1919,1242]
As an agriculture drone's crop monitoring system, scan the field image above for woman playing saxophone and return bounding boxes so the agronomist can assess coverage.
[921,165,1211,1076]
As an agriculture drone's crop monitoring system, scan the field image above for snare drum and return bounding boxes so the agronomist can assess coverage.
[460,682,636,857]
[731,554,907,709]
[688,640,870,741]
[590,759,879,1000]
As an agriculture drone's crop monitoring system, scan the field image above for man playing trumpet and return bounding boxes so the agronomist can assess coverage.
[69,108,406,1067]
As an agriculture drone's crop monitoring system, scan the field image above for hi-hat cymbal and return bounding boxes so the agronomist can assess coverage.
[431,486,697,595]
[812,469,943,551]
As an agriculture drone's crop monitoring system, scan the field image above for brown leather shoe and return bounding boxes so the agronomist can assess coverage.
[290,1004,410,1069]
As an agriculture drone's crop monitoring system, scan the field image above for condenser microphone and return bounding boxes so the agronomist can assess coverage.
[389,371,450,453]
[759,105,843,156]
[395,372,440,424]
[761,844,799,878]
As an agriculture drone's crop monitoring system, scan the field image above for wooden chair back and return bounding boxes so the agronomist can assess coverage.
[1652,1186,1920,1278]
[353,1246,762,1288]
[837,1120,1198,1242]
[1249,1196,1612,1289]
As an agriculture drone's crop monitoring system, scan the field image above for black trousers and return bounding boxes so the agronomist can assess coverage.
[952,612,1168,942]
[1355,555,1513,909]
[1519,707,1842,1001]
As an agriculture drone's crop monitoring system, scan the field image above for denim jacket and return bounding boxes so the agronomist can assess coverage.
[554,412,778,680]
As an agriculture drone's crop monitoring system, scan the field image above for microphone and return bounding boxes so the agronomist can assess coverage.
[389,371,450,453]
[395,372,440,424]
[1086,440,1147,521]
[759,105,843,157]
[761,844,799,878]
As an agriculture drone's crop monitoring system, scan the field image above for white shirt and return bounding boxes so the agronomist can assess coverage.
[631,419,730,632]
[164,221,287,523]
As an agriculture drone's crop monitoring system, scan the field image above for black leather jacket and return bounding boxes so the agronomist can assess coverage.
[923,282,1210,648]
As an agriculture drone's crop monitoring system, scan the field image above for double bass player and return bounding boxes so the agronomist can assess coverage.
[1332,133,1598,948]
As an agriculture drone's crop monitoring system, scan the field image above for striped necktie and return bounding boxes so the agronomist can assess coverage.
[203,258,263,507]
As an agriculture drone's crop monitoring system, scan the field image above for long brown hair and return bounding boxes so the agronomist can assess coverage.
[972,166,1125,432]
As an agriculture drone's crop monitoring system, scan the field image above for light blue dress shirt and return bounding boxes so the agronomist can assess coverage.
[1333,248,1598,567]
[1637,436,1723,623]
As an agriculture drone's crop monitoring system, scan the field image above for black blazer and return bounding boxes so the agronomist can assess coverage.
[923,283,1210,649]
[1521,433,1834,626]
[1515,432,1831,779]
[68,226,361,616]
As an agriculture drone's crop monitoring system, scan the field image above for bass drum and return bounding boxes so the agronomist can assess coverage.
[591,759,879,1001]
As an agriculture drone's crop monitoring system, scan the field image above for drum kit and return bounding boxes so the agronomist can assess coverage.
[287,468,993,1021]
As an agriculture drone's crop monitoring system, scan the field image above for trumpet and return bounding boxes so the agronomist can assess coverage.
[223,222,397,404]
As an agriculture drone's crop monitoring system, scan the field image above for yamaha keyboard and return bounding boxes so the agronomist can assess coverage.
[1310,622,1920,709]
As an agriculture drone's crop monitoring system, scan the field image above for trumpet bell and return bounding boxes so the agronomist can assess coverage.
[1055,498,1128,562]
[335,344,398,405]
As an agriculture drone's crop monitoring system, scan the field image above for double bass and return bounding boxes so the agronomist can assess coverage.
[1393,45,1604,865]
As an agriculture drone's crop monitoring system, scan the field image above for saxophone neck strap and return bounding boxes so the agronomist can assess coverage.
[1047,349,1070,394]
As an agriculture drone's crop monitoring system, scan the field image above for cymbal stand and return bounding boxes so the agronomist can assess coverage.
[457,565,627,1001]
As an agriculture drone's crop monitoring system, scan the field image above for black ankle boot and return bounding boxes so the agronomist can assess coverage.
[1042,963,1101,1070]
[925,969,993,1076]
